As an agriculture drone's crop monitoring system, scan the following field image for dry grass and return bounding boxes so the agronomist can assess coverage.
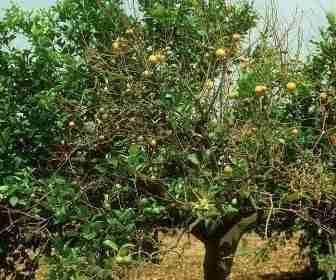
[127,231,308,280]
[36,231,310,280]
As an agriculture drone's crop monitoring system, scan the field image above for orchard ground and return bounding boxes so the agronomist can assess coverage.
[36,231,310,280]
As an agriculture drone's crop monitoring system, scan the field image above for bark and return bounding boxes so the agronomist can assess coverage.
[193,213,258,280]
[203,239,236,280]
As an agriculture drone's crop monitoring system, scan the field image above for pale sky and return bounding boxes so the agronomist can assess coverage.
[0,0,335,51]
[1,0,55,10]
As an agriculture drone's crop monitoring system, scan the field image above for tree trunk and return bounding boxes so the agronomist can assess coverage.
[203,238,237,280]
[193,213,258,280]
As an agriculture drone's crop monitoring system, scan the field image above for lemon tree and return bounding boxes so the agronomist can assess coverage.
[0,1,336,280]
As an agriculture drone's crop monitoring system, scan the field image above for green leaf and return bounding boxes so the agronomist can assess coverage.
[103,240,119,251]
[327,271,335,280]
[283,193,301,203]
[82,232,96,240]
[9,196,19,207]
[118,244,135,257]
[187,153,200,166]
[128,144,140,156]
[0,127,10,146]
[0,185,9,192]
[114,255,132,265]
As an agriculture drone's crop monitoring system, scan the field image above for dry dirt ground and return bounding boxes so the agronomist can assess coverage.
[37,232,311,280]
[121,231,309,280]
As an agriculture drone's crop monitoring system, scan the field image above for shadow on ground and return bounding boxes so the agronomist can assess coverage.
[260,269,316,280]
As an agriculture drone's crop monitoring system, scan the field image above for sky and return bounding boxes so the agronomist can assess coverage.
[0,0,335,51]
[0,0,55,10]
[253,0,333,45]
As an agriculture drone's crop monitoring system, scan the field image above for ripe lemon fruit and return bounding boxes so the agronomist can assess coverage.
[215,48,227,60]
[286,82,297,92]
[143,70,152,78]
[149,54,160,64]
[112,41,121,51]
[157,54,166,63]
[255,85,267,97]
[223,165,233,177]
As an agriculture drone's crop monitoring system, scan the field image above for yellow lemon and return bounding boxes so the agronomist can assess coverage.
[149,54,160,64]
[255,85,267,97]
[286,82,297,92]
[215,48,227,60]
[223,165,233,177]
[112,41,121,51]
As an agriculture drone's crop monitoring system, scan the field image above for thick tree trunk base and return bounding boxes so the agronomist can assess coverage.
[192,213,258,280]
[203,240,236,280]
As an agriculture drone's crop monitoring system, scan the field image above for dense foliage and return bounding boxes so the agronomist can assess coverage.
[0,1,335,279]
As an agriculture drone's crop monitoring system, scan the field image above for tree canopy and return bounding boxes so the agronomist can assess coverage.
[0,1,336,279]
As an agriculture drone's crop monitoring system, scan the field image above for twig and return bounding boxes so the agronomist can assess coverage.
[265,194,274,239]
